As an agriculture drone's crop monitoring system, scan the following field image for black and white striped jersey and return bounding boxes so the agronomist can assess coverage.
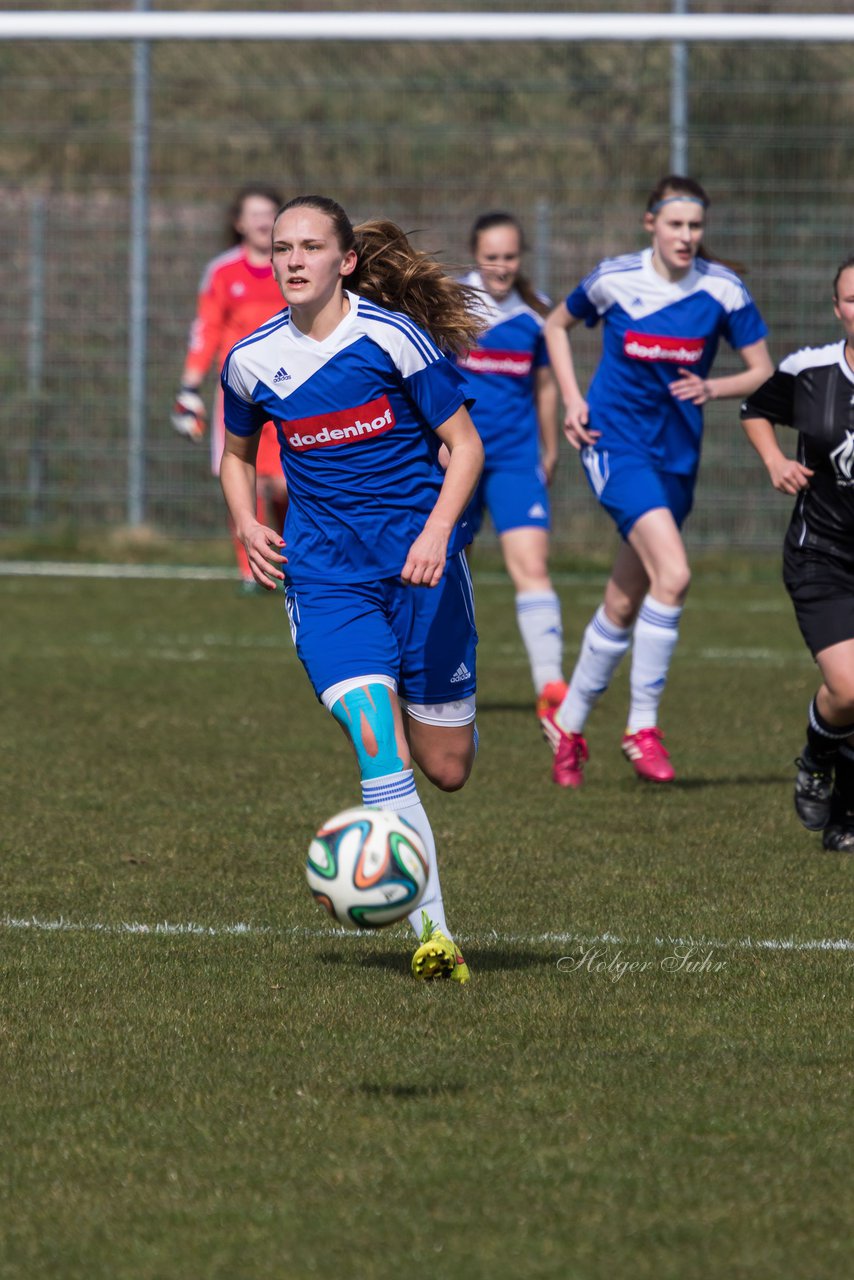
[741,340,854,555]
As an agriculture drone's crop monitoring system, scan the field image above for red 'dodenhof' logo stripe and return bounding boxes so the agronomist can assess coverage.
[458,348,534,377]
[285,394,396,452]
[623,332,706,364]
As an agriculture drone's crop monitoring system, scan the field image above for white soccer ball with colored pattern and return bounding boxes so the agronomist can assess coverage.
[306,806,428,930]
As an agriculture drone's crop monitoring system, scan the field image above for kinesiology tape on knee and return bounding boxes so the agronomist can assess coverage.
[331,683,404,780]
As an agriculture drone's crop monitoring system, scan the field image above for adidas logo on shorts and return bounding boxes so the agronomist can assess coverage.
[449,662,471,684]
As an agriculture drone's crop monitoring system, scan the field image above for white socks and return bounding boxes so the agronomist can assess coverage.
[556,595,682,735]
[627,596,682,732]
[515,590,564,693]
[557,605,631,734]
[361,768,447,938]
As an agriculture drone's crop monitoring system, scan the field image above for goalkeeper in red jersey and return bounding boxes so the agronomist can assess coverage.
[173,183,288,588]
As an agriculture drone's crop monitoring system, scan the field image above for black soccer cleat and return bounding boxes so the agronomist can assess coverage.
[822,793,854,852]
[822,820,854,853]
[793,752,834,831]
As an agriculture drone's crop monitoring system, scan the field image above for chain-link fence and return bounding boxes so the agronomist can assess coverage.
[2,2,853,551]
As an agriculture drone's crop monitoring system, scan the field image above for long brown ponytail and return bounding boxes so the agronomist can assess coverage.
[352,218,483,354]
[275,196,483,353]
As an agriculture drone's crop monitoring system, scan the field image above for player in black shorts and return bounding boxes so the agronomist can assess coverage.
[741,255,854,852]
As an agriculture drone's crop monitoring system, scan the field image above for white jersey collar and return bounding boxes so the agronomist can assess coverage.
[462,269,534,325]
[285,289,360,350]
[641,246,700,296]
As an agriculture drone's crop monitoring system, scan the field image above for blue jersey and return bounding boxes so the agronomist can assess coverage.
[221,292,471,584]
[456,271,549,468]
[567,248,768,474]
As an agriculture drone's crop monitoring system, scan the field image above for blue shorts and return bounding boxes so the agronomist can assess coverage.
[284,551,477,703]
[580,446,696,539]
[466,465,550,537]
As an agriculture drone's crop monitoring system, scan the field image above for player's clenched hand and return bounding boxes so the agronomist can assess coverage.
[563,397,598,450]
[767,456,813,496]
[400,527,448,588]
[171,387,207,442]
[240,523,287,590]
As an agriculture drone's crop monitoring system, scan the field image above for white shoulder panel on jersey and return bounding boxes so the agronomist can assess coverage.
[693,259,753,313]
[223,312,292,401]
[581,252,645,316]
[779,341,844,377]
[355,295,443,378]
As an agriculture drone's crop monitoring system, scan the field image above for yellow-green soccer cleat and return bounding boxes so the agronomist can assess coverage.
[411,910,470,984]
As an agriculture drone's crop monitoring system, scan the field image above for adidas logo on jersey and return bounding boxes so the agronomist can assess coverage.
[449,662,471,684]
[273,367,291,384]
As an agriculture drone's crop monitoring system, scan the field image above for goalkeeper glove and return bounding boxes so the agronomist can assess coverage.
[171,386,207,443]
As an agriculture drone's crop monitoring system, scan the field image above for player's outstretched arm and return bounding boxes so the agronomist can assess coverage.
[172,278,228,441]
[220,430,287,589]
[401,407,484,588]
[670,338,774,406]
[536,367,560,484]
[543,301,597,449]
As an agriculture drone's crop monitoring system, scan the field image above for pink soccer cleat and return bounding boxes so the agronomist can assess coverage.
[542,707,588,788]
[536,679,569,746]
[536,679,568,719]
[621,727,675,783]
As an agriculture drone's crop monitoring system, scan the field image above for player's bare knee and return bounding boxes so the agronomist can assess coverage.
[653,563,691,605]
[824,678,854,721]
[433,762,472,793]
[420,750,474,792]
[606,600,637,629]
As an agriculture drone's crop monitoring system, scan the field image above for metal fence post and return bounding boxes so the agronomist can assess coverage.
[671,0,689,173]
[127,0,150,527]
[27,193,46,526]
[534,198,552,299]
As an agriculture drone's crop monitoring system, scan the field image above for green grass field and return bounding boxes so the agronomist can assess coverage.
[1,559,851,1279]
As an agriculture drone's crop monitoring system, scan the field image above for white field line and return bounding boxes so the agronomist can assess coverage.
[1,915,852,953]
[1,561,588,586]
[0,560,236,581]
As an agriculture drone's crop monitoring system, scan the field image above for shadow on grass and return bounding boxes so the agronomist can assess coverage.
[318,946,557,973]
[673,774,787,790]
[354,1081,467,1099]
[318,947,405,973]
[461,947,558,972]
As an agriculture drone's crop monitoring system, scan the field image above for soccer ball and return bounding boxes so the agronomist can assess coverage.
[306,806,429,930]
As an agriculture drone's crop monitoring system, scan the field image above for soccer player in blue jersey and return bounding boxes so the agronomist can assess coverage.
[542,175,773,787]
[457,213,567,733]
[219,195,485,981]
[742,256,854,853]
